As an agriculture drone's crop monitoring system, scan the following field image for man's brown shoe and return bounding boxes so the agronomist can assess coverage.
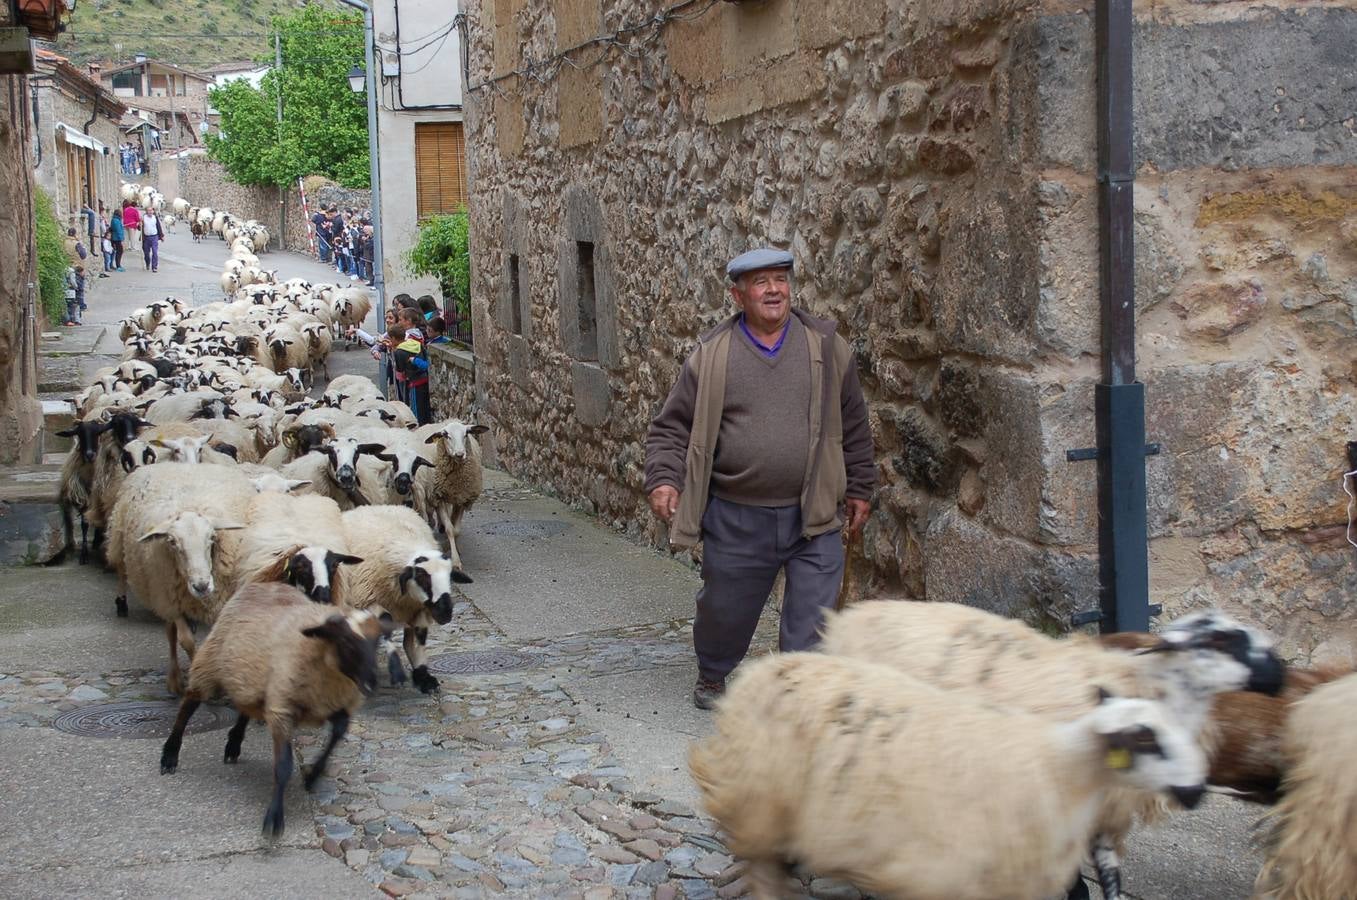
[693,677,725,710]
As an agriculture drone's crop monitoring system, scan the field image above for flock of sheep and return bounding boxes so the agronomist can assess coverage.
[58,186,1353,895]
[57,190,488,835]
[690,601,1356,900]
[118,182,272,255]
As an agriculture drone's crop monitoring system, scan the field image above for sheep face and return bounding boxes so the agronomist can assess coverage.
[300,609,389,697]
[1151,610,1286,696]
[397,552,460,625]
[1084,695,1207,807]
[323,438,371,492]
[105,412,153,448]
[425,420,489,460]
[151,435,212,464]
[285,547,365,605]
[370,445,434,495]
[137,512,244,600]
[57,420,109,463]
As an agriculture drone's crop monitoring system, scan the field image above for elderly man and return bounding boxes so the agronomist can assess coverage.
[644,248,876,709]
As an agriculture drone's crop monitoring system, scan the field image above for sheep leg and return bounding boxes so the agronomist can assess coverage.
[384,633,408,686]
[78,514,90,565]
[744,860,789,900]
[407,626,438,694]
[165,621,185,695]
[159,695,202,774]
[262,723,295,837]
[302,710,349,791]
[176,616,198,662]
[1065,873,1092,900]
[223,713,250,763]
[1092,837,1121,900]
[115,569,129,618]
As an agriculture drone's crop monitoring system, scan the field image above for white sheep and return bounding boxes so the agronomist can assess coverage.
[690,652,1207,900]
[414,420,487,559]
[340,504,471,693]
[1254,672,1357,900]
[820,601,1286,899]
[106,463,253,692]
[279,439,381,510]
[223,490,360,605]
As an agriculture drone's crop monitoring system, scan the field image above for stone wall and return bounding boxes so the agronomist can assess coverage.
[31,81,123,227]
[0,73,43,464]
[461,0,1357,662]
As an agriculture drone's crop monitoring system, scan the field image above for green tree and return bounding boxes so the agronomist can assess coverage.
[207,5,368,187]
[33,187,69,324]
[404,212,471,328]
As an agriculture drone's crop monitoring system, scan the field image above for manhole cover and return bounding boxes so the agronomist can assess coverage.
[478,519,570,538]
[427,650,542,675]
[52,700,235,740]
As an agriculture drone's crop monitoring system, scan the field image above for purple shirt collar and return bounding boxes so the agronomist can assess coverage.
[739,314,790,357]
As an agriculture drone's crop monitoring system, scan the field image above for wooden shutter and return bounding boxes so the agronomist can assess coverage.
[414,122,468,220]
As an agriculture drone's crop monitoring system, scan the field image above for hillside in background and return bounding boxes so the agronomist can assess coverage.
[52,0,346,71]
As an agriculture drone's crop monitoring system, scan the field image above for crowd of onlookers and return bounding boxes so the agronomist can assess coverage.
[353,294,450,425]
[311,205,375,286]
[60,197,168,325]
[119,142,150,176]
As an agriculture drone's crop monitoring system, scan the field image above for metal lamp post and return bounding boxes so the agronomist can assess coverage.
[338,0,385,329]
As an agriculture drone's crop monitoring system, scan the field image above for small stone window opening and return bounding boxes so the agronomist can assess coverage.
[576,241,598,362]
[509,253,523,336]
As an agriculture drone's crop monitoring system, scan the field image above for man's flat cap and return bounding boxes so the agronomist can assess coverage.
[726,247,794,281]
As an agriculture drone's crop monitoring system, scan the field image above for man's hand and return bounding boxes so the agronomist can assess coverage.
[844,498,870,539]
[648,485,680,523]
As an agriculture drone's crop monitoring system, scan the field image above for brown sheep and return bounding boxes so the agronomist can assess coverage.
[158,582,390,836]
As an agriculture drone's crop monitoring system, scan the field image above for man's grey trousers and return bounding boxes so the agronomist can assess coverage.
[694,496,846,683]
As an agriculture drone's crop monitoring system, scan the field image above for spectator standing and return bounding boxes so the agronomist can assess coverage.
[361,226,375,286]
[100,228,114,276]
[63,264,84,326]
[312,207,329,262]
[141,206,164,272]
[81,201,97,251]
[63,227,88,267]
[121,201,140,251]
[109,209,126,271]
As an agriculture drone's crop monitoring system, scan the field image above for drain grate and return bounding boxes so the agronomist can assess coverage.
[478,519,570,538]
[426,650,542,675]
[52,700,235,740]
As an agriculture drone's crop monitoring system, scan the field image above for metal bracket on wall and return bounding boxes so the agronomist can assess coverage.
[1071,604,1162,628]
[1066,443,1162,462]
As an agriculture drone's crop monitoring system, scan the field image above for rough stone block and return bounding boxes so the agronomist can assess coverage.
[495,93,524,159]
[571,361,612,427]
[493,23,519,77]
[721,0,798,67]
[558,65,602,150]
[507,334,532,391]
[664,6,723,85]
[1169,278,1267,342]
[704,52,825,125]
[934,182,1040,362]
[556,0,601,50]
[923,506,1094,627]
[1036,9,1357,172]
[795,0,887,50]
[0,502,65,566]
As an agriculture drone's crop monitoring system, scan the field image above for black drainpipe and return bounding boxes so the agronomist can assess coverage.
[1069,0,1154,634]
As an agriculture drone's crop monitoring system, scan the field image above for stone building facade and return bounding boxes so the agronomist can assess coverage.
[460,0,1357,662]
[0,61,42,462]
[31,50,126,228]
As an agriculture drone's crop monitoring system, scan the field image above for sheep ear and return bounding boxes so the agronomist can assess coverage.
[120,450,138,473]
[452,569,474,585]
[333,554,364,567]
[375,452,397,464]
[398,565,417,592]
[210,442,239,460]
[213,521,247,531]
[412,456,434,472]
[301,614,348,641]
[286,479,312,492]
[138,523,173,542]
[1094,686,1114,704]
[355,443,386,457]
[423,432,441,444]
[468,425,489,436]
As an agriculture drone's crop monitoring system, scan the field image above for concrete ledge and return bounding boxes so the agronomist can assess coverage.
[428,341,474,372]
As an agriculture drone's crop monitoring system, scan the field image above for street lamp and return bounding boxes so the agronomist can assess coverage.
[346,65,365,94]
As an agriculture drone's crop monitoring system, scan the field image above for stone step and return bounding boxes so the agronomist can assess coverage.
[0,500,65,566]
[42,400,76,455]
[0,465,63,504]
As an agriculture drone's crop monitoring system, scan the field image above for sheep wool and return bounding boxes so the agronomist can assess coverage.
[690,652,1207,900]
[1255,672,1357,900]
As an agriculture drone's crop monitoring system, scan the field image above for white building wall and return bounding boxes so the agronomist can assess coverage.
[372,0,464,302]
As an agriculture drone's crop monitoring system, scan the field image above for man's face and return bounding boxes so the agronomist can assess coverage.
[731,268,792,333]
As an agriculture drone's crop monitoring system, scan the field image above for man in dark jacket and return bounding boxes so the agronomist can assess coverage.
[644,248,876,709]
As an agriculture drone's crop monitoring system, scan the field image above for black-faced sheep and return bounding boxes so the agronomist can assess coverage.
[158,582,390,836]
[689,652,1208,900]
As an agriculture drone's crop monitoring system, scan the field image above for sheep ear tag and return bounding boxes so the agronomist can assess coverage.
[1105,748,1133,770]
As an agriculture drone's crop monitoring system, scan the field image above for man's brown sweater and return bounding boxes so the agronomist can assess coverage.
[709,317,810,507]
